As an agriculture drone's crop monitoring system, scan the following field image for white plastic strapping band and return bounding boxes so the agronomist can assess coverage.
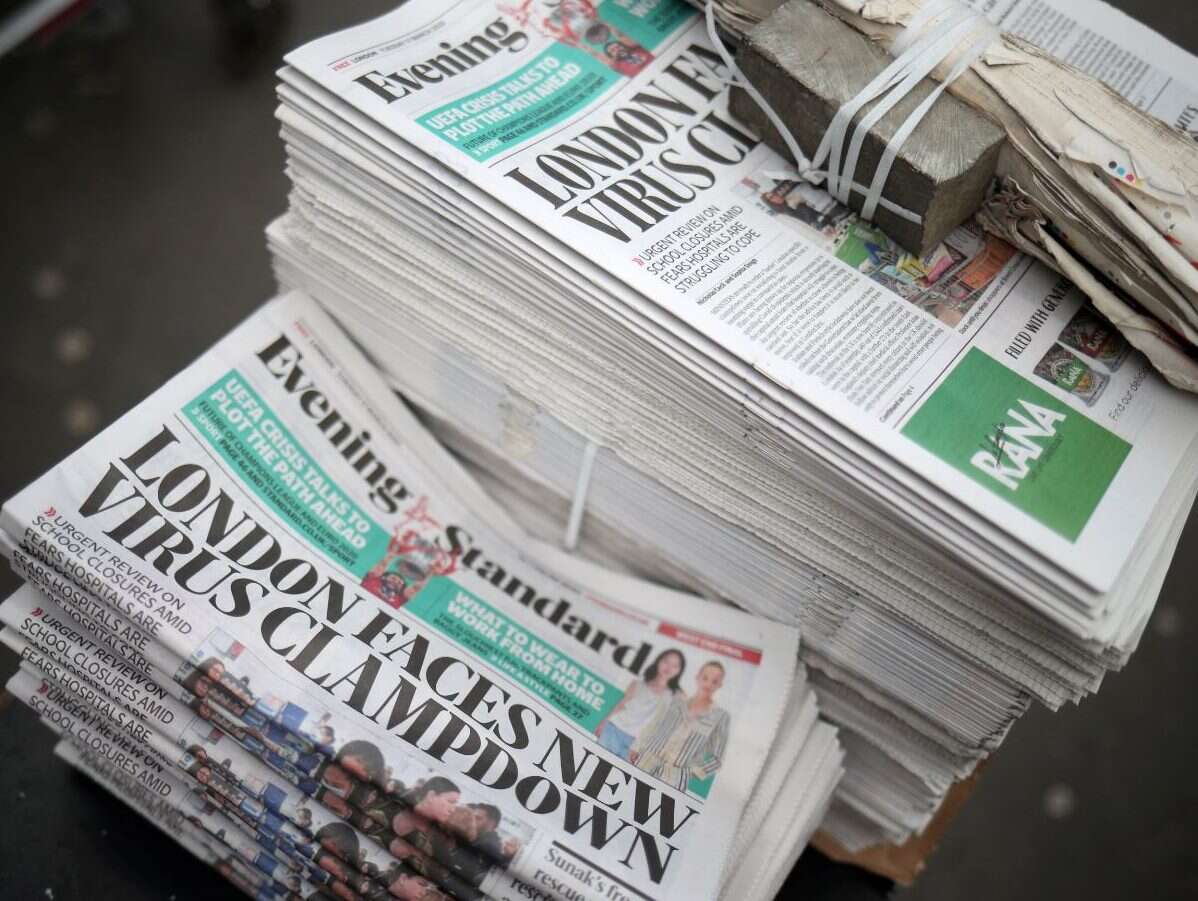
[564,439,600,551]
[705,0,999,227]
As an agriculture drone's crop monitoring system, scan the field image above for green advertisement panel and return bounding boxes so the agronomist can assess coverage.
[406,577,621,731]
[185,370,391,577]
[418,0,695,161]
[901,349,1131,541]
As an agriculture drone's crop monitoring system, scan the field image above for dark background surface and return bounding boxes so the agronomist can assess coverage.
[0,1,1194,899]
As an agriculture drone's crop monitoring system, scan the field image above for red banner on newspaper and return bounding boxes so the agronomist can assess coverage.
[657,622,762,665]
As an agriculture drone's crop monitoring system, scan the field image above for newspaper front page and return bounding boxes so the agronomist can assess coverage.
[0,292,798,901]
[4,564,831,901]
[281,0,1198,606]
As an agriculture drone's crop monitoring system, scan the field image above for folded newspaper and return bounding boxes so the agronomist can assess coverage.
[265,0,1198,853]
[0,291,842,901]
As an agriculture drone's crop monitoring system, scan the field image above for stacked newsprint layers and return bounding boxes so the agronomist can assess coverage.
[265,0,1198,851]
[0,293,842,901]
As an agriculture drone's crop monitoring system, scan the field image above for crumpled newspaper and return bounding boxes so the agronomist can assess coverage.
[697,0,785,33]
[694,0,1198,390]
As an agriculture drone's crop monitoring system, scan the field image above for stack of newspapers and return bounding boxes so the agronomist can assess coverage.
[0,294,842,901]
[266,0,1198,850]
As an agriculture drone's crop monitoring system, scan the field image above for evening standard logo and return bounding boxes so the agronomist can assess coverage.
[353,17,531,104]
[971,399,1066,492]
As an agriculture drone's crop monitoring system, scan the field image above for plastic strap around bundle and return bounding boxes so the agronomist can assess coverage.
[820,6,978,204]
[705,0,999,227]
[860,21,998,220]
[564,439,600,551]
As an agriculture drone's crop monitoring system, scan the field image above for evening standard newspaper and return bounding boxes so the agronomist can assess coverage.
[49,737,324,901]
[32,693,326,901]
[0,292,806,901]
[278,0,1198,639]
[1,574,830,901]
[49,730,326,901]
[5,630,408,901]
[3,602,394,899]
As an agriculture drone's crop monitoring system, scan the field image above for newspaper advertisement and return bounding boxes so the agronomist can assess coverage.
[282,0,1198,599]
[0,291,798,901]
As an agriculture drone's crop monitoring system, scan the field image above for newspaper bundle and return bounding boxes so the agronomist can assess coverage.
[0,292,842,901]
[264,0,1198,850]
